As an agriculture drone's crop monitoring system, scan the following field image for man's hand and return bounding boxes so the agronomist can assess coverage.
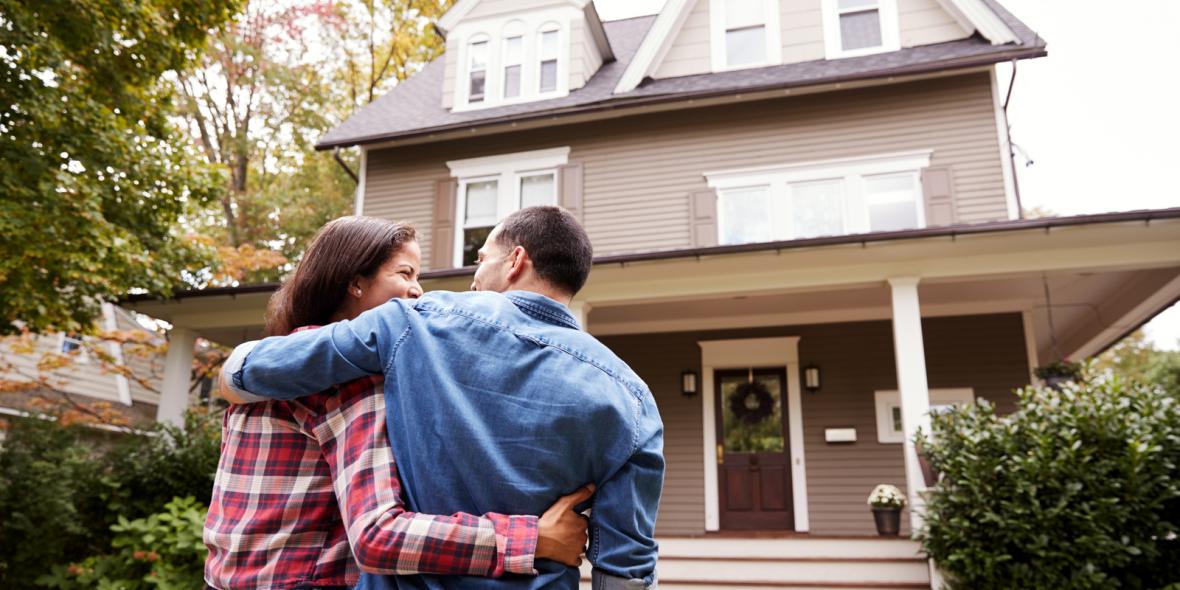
[536,483,595,567]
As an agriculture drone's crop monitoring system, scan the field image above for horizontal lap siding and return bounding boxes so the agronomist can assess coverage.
[599,313,1030,536]
[653,0,710,79]
[363,73,1008,267]
[899,0,969,47]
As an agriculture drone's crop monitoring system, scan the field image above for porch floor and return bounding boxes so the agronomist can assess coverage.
[580,536,930,589]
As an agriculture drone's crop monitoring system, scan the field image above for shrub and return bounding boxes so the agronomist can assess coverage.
[918,375,1180,589]
[0,412,221,589]
[37,496,208,590]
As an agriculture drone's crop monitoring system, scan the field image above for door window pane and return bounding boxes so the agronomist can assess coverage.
[720,371,785,453]
[464,179,498,223]
[790,179,844,238]
[865,173,918,232]
[520,173,555,208]
[719,186,772,245]
[840,9,883,50]
[726,26,767,67]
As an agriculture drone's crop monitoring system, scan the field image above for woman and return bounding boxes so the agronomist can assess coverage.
[204,217,590,589]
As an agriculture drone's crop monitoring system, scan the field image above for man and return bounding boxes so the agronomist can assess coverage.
[222,206,664,590]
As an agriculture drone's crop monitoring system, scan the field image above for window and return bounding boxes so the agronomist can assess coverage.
[823,0,899,58]
[875,389,976,443]
[706,150,930,245]
[467,37,489,103]
[502,35,523,99]
[59,333,89,364]
[447,148,569,267]
[711,0,780,71]
[538,28,559,94]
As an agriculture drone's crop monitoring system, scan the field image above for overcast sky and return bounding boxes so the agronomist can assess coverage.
[595,0,1180,350]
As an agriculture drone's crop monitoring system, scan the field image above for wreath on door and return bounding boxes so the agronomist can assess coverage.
[728,381,775,424]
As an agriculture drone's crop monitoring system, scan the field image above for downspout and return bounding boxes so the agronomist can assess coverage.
[1002,59,1024,218]
[333,147,360,184]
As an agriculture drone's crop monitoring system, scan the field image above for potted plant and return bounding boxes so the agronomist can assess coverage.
[1034,359,1083,390]
[867,484,906,536]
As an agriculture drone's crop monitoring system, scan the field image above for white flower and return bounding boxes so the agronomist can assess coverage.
[867,484,906,508]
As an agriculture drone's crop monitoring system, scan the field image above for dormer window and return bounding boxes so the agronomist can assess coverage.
[822,0,899,58]
[467,37,489,103]
[538,27,560,94]
[502,34,523,99]
[710,0,781,72]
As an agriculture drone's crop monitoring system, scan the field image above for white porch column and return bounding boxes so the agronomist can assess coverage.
[888,277,932,531]
[569,301,592,331]
[157,327,196,427]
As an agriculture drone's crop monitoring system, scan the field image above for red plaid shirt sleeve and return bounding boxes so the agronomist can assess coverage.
[308,377,539,577]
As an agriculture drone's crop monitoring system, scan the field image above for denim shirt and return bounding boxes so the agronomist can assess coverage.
[225,290,664,590]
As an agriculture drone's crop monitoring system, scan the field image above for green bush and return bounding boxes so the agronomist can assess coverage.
[0,412,220,589]
[37,496,208,590]
[919,375,1180,589]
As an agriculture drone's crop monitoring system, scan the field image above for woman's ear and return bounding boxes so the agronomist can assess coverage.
[348,276,366,298]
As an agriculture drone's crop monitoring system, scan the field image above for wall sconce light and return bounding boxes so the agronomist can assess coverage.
[803,365,821,393]
[681,370,699,397]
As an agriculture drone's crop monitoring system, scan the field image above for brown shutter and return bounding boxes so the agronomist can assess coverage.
[690,190,718,247]
[431,178,458,270]
[558,162,584,221]
[921,167,956,227]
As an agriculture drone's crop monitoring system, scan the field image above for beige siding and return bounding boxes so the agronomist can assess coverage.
[1,333,123,404]
[569,18,604,90]
[113,310,163,405]
[442,42,458,109]
[899,0,969,47]
[653,0,711,79]
[599,312,1030,536]
[652,0,968,80]
[365,73,1009,268]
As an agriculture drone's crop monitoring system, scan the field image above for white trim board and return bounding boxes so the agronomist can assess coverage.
[698,337,809,532]
[990,67,1019,220]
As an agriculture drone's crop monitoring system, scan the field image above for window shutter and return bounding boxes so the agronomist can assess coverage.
[921,167,956,227]
[431,178,458,270]
[690,190,718,247]
[558,162,584,221]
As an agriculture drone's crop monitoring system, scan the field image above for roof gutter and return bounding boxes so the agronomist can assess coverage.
[314,45,1047,151]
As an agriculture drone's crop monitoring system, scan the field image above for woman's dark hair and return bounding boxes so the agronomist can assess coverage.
[265,216,416,336]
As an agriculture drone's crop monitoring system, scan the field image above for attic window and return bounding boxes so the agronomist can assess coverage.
[502,35,523,99]
[710,0,781,72]
[538,28,559,94]
[823,0,899,58]
[468,37,489,103]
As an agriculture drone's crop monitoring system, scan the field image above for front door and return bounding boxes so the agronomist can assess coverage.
[715,367,794,530]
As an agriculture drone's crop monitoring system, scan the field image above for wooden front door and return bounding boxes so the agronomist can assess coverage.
[715,367,794,530]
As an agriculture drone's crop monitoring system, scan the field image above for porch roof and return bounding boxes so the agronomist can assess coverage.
[124,208,1180,357]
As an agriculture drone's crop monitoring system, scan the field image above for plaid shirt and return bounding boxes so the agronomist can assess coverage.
[204,371,539,589]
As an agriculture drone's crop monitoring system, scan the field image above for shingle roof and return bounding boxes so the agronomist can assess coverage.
[316,0,1044,150]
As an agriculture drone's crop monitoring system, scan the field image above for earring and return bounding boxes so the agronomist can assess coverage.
[353,288,362,297]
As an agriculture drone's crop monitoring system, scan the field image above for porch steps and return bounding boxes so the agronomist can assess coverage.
[579,537,930,590]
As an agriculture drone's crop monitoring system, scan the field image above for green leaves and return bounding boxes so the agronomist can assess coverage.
[0,0,239,335]
[918,375,1180,589]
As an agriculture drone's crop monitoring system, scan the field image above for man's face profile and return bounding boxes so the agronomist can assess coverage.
[471,225,511,293]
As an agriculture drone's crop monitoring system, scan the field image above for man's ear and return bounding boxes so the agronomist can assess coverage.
[505,246,528,283]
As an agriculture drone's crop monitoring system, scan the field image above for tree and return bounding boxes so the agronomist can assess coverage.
[0,0,241,335]
[1095,328,1180,397]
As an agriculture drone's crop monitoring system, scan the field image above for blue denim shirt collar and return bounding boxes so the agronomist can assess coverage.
[503,290,581,331]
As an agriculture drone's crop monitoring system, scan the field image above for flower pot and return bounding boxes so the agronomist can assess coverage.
[872,506,902,536]
[1043,375,1074,391]
[917,448,940,487]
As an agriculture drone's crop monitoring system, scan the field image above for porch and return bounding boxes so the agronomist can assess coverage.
[577,536,930,589]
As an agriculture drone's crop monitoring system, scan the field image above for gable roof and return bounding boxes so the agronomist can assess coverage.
[316,0,1044,150]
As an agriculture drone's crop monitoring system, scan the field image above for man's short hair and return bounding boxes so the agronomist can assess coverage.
[495,206,593,296]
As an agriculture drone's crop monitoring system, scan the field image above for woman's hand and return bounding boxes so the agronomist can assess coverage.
[535,483,595,567]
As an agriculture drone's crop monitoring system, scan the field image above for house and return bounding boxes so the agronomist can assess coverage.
[0,303,168,431]
[127,0,1180,587]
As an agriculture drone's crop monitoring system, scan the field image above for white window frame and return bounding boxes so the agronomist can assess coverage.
[821,0,900,60]
[58,333,90,364]
[452,8,574,112]
[447,147,570,267]
[710,0,782,72]
[501,23,525,100]
[465,34,491,104]
[874,388,975,444]
[705,150,932,245]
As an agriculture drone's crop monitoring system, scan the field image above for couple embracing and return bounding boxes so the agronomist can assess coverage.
[205,206,663,590]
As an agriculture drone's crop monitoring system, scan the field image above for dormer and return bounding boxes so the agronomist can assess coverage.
[438,0,615,112]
